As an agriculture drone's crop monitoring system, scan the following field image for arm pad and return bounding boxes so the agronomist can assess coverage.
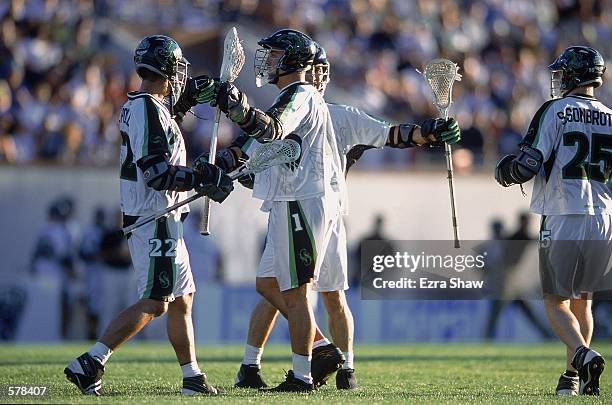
[239,107,284,141]
[386,124,418,148]
[137,154,201,192]
[495,144,543,187]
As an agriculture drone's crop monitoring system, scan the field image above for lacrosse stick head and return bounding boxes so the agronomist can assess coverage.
[423,58,462,118]
[242,139,301,175]
[220,27,245,83]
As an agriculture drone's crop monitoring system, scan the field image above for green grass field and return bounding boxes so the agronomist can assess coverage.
[0,342,610,404]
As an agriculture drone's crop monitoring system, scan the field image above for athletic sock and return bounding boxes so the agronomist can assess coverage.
[292,353,313,384]
[312,338,331,349]
[181,361,202,378]
[563,370,578,378]
[342,351,354,369]
[88,342,113,366]
[243,344,263,367]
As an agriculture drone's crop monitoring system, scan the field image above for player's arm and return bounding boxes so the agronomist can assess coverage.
[172,75,217,122]
[495,100,556,187]
[211,82,309,141]
[387,118,461,148]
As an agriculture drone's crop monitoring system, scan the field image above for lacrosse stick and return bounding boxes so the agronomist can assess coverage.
[201,26,245,235]
[122,139,301,235]
[423,58,462,248]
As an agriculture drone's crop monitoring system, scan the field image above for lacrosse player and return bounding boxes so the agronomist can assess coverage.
[199,29,347,392]
[64,35,233,396]
[209,43,460,390]
[495,46,610,396]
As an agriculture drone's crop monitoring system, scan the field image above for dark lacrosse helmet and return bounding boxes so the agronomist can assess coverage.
[133,35,189,105]
[309,42,330,95]
[548,46,605,98]
[254,29,316,87]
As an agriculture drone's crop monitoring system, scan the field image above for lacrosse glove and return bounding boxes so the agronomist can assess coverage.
[216,82,251,124]
[194,162,234,203]
[420,117,461,146]
[174,75,217,120]
[193,148,241,173]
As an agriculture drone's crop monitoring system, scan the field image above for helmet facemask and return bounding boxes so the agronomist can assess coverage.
[255,47,284,87]
[167,57,189,109]
[311,63,330,95]
[550,69,563,99]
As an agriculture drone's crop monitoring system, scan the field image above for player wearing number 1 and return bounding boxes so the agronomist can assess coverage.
[64,35,233,396]
[495,46,610,396]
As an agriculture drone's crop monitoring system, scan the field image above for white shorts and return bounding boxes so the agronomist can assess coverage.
[126,212,195,302]
[539,214,612,298]
[312,217,349,292]
[257,197,339,292]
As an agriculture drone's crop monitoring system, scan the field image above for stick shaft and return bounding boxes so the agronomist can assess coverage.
[200,108,222,235]
[440,109,460,248]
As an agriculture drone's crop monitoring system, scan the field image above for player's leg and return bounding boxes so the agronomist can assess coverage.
[64,298,167,395]
[64,216,173,396]
[556,297,594,396]
[167,293,220,395]
[235,297,278,388]
[321,290,356,389]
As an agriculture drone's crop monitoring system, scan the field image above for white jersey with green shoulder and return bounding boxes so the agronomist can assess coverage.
[118,92,189,217]
[252,82,345,204]
[525,94,612,215]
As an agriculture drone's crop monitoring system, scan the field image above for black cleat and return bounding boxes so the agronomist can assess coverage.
[572,347,606,396]
[312,343,344,388]
[263,370,314,392]
[555,373,578,396]
[182,374,222,396]
[64,353,104,396]
[336,368,358,390]
[235,364,268,389]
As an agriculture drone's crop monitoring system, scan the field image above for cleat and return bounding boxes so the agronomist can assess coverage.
[64,353,104,396]
[235,364,268,389]
[312,343,344,388]
[263,370,314,392]
[182,374,222,396]
[555,373,578,396]
[336,368,358,390]
[572,347,605,396]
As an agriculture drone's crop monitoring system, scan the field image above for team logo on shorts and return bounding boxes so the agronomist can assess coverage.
[159,271,170,288]
[299,249,313,267]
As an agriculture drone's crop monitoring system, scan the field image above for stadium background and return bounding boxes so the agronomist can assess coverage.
[0,0,611,345]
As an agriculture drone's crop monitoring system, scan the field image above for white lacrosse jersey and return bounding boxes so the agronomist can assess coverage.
[252,82,346,206]
[118,91,189,217]
[327,103,389,173]
[527,94,612,215]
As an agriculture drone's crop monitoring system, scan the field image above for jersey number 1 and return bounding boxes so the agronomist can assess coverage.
[562,131,612,183]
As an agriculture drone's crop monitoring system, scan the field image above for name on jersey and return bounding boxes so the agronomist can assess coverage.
[557,107,611,126]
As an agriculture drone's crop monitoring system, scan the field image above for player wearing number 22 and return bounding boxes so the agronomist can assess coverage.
[64,35,234,396]
[496,46,610,397]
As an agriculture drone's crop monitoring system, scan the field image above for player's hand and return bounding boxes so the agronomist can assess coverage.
[174,75,217,119]
[216,82,251,124]
[238,172,255,190]
[193,148,241,173]
[420,117,461,145]
[495,154,516,187]
[194,162,234,203]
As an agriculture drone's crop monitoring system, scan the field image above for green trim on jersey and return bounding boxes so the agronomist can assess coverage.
[142,97,170,157]
[524,99,555,149]
[143,219,159,299]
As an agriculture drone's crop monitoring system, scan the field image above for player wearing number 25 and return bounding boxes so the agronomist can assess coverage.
[64,35,234,397]
[495,46,610,397]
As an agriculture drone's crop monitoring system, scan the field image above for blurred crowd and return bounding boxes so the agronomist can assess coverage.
[0,0,610,167]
